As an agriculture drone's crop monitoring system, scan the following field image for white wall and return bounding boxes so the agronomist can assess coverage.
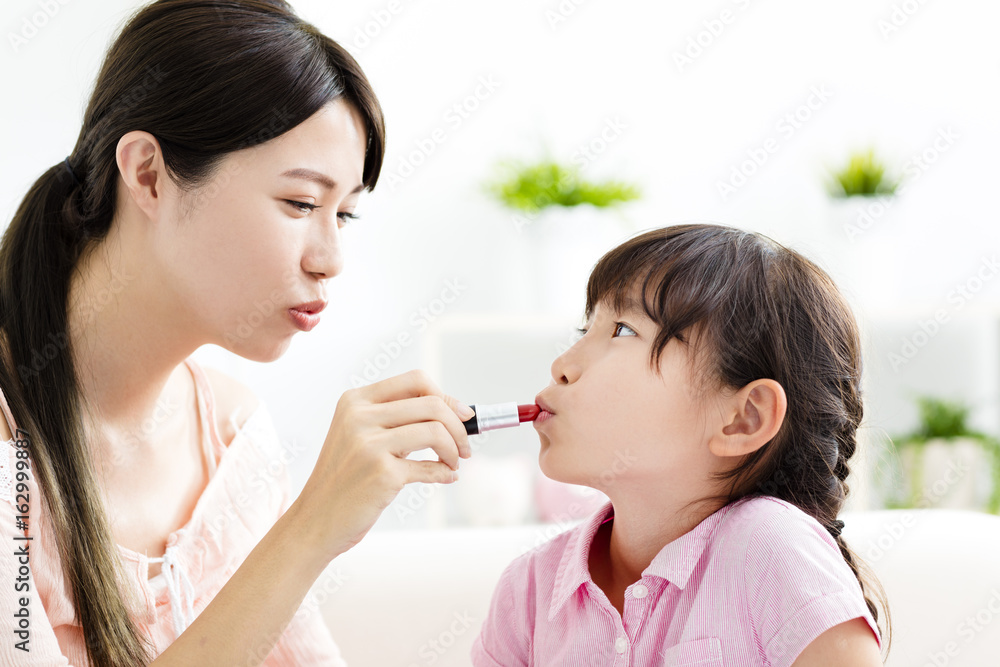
[3,0,999,519]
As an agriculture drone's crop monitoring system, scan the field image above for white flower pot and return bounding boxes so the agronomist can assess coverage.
[517,205,632,319]
[896,437,993,510]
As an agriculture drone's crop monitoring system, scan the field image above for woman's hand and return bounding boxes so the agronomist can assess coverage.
[288,369,474,562]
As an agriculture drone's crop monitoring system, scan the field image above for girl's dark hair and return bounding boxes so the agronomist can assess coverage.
[586,223,890,655]
[0,1,384,665]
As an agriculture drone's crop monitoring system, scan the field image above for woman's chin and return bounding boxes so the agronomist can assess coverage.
[224,335,292,364]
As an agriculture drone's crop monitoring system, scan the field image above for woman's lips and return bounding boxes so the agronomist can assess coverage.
[288,308,320,331]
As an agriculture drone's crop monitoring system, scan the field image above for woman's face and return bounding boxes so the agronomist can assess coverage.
[154,99,368,361]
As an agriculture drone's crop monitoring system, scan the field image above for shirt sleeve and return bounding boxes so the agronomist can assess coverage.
[744,507,882,667]
[0,494,72,666]
[470,556,532,667]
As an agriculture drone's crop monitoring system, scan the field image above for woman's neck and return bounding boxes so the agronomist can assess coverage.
[66,231,195,451]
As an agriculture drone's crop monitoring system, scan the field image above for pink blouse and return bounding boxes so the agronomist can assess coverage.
[0,357,346,665]
[472,495,882,666]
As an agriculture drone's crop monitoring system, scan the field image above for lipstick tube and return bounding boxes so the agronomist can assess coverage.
[463,402,540,435]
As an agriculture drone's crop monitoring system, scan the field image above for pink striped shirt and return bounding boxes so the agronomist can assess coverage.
[472,495,881,666]
[0,357,345,665]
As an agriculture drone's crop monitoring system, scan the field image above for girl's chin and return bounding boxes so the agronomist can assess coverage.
[538,451,589,488]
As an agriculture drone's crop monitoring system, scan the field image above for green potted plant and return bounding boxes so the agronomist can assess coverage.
[484,157,641,315]
[487,159,640,226]
[826,148,900,199]
[882,396,1000,513]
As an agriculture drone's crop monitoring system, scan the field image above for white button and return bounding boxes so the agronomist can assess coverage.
[632,583,648,599]
[615,636,628,654]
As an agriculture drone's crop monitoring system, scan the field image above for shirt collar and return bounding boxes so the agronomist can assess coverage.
[548,499,738,621]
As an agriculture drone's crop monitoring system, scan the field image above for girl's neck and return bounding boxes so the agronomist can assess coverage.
[588,496,726,604]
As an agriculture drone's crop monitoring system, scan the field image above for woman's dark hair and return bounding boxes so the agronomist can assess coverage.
[585,222,891,655]
[0,1,384,665]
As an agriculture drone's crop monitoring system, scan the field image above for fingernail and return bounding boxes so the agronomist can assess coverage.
[451,470,460,482]
[457,403,475,420]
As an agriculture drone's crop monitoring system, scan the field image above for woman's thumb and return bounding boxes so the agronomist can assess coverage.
[442,394,476,421]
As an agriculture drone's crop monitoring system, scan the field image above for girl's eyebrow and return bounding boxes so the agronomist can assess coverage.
[611,296,647,317]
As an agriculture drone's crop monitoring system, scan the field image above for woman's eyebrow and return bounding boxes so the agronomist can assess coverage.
[280,167,364,194]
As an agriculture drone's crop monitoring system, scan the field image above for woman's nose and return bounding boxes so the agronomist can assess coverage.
[304,219,345,279]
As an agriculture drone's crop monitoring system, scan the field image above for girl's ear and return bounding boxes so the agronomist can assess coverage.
[708,379,787,458]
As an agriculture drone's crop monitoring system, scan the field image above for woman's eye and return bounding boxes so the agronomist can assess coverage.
[613,322,637,337]
[337,212,359,225]
[285,200,319,214]
[571,327,588,343]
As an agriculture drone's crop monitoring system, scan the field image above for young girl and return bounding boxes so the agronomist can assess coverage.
[472,223,888,666]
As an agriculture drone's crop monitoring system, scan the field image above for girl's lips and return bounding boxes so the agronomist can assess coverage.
[533,410,555,426]
[288,308,320,331]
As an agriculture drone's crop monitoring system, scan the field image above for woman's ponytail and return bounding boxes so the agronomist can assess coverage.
[0,158,156,665]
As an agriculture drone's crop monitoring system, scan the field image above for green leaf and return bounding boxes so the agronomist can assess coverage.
[826,148,899,198]
[486,159,640,213]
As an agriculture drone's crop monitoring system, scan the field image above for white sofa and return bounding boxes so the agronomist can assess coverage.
[316,509,1000,666]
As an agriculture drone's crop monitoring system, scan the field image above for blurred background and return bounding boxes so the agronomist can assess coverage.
[3,0,999,531]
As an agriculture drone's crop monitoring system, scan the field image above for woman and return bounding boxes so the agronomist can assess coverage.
[0,1,473,665]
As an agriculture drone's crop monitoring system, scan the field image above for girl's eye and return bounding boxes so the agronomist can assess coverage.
[613,322,637,337]
[285,199,319,214]
[571,327,588,343]
[337,211,360,225]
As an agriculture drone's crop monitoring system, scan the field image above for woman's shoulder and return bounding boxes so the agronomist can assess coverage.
[198,364,262,448]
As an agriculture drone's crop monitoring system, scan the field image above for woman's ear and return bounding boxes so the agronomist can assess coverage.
[116,130,165,221]
[708,379,787,458]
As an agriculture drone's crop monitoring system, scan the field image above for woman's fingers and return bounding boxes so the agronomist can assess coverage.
[402,459,460,486]
[373,395,472,459]
[377,421,462,471]
[360,370,474,419]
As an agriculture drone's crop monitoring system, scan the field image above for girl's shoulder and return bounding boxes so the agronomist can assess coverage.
[719,494,831,542]
[706,495,846,575]
[711,495,852,588]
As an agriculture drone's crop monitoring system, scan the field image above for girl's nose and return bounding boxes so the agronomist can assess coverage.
[551,347,582,385]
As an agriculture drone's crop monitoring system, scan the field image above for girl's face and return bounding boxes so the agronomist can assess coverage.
[152,99,367,361]
[534,296,728,497]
